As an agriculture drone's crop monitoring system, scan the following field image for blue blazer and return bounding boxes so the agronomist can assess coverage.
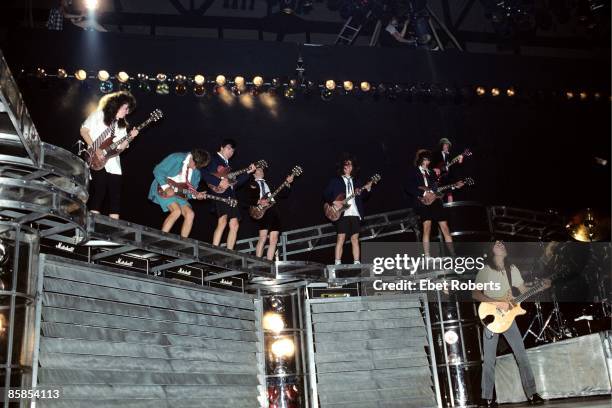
[405,167,436,206]
[148,152,201,201]
[323,176,369,218]
[202,153,250,198]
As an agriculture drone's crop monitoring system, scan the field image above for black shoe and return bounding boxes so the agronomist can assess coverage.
[528,393,545,405]
[478,399,498,408]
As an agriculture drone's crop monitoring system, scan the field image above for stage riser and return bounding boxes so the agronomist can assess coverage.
[306,295,438,408]
[495,332,612,403]
[36,256,264,408]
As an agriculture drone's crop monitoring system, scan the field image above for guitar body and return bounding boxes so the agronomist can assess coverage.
[478,302,526,334]
[157,182,190,200]
[324,193,347,222]
[418,191,441,206]
[249,205,269,220]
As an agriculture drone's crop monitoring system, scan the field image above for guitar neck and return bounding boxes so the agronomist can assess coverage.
[226,167,250,180]
[106,117,154,151]
[513,283,544,304]
[268,181,289,199]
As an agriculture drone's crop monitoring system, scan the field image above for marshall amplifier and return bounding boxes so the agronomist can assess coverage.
[40,238,90,261]
[92,249,150,274]
[309,283,360,298]
[207,273,246,293]
[158,262,205,286]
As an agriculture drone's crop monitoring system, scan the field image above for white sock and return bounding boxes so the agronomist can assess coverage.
[334,259,342,265]
[353,260,361,265]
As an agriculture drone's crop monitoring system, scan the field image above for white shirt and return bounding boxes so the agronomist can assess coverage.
[81,110,127,175]
[475,264,524,300]
[385,22,399,35]
[419,166,430,196]
[161,154,192,190]
[254,178,271,200]
[342,175,360,218]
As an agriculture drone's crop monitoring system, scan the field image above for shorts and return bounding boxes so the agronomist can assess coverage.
[336,215,361,236]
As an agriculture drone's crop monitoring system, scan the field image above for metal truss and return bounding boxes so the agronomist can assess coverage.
[490,205,568,240]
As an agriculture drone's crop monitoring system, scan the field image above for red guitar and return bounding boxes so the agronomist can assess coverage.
[86,109,163,171]
[323,174,381,222]
[435,148,472,180]
[207,159,268,194]
[158,179,237,207]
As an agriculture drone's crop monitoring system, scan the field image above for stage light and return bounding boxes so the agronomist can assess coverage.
[216,75,226,87]
[75,69,87,81]
[565,91,574,100]
[99,80,113,94]
[0,314,6,336]
[506,87,516,97]
[0,239,7,266]
[579,91,588,101]
[56,68,67,79]
[137,74,151,92]
[253,76,264,87]
[320,88,334,101]
[271,337,295,358]
[85,0,98,10]
[156,83,169,95]
[234,76,245,88]
[156,73,167,82]
[97,70,110,82]
[593,92,601,100]
[491,87,500,97]
[444,330,459,345]
[194,84,205,97]
[117,71,129,83]
[476,86,486,96]
[375,83,387,96]
[342,81,354,92]
[325,80,336,90]
[175,83,187,95]
[284,88,296,100]
[360,81,371,92]
[262,312,285,333]
[35,68,46,78]
[175,74,187,84]
[269,296,285,313]
[194,74,205,86]
[390,84,403,98]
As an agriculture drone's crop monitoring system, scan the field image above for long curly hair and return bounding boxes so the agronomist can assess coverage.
[335,152,360,177]
[414,149,432,167]
[98,91,136,128]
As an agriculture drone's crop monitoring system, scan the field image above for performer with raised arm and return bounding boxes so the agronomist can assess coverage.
[202,139,255,250]
[148,149,211,238]
[324,154,375,265]
[80,91,138,220]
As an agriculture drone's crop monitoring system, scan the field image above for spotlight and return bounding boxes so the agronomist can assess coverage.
[137,73,151,92]
[234,76,245,88]
[175,74,187,84]
[506,87,516,97]
[325,80,336,90]
[84,0,98,10]
[216,75,227,87]
[343,81,354,92]
[57,69,67,79]
[565,91,574,100]
[444,330,459,345]
[360,81,371,92]
[491,87,500,97]
[476,86,486,96]
[194,84,206,97]
[253,76,264,87]
[156,83,170,95]
[194,74,205,86]
[284,87,296,100]
[269,296,285,313]
[156,73,167,82]
[99,80,113,94]
[35,68,46,78]
[271,337,295,358]
[321,88,334,101]
[262,312,285,333]
[0,239,7,266]
[593,92,601,101]
[97,70,110,82]
[579,91,588,101]
[175,83,187,95]
[0,314,5,336]
[75,69,87,81]
[117,71,129,83]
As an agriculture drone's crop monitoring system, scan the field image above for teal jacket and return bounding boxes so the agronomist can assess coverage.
[148,152,201,203]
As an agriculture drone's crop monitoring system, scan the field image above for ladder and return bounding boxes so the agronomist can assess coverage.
[334,10,372,45]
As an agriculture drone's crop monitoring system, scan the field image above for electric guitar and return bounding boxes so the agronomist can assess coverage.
[323,174,381,222]
[435,149,472,180]
[249,165,303,220]
[86,109,163,171]
[478,278,553,334]
[207,159,268,194]
[158,178,237,207]
[418,177,474,205]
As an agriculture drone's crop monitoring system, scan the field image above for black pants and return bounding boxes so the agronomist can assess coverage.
[89,170,122,214]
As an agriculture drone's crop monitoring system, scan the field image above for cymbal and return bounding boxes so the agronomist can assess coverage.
[566,208,611,242]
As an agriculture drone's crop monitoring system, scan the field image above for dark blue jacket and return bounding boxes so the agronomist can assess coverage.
[406,167,437,206]
[202,153,250,198]
[323,176,369,218]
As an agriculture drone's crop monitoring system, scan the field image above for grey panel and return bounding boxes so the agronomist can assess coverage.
[53,384,258,399]
[44,261,254,310]
[41,308,257,342]
[311,308,421,323]
[314,337,428,353]
[314,348,424,364]
[43,293,256,330]
[319,387,436,404]
[314,327,427,343]
[37,399,259,408]
[316,376,433,393]
[316,357,430,373]
[316,366,433,383]
[43,278,254,320]
[311,300,421,314]
[322,398,437,408]
[313,317,424,332]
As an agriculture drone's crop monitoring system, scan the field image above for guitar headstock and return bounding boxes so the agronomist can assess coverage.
[255,160,268,169]
[291,165,303,177]
[462,177,475,186]
[150,109,163,122]
[370,173,382,184]
[462,148,472,157]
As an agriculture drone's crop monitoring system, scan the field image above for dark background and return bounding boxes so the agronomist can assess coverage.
[2,29,610,243]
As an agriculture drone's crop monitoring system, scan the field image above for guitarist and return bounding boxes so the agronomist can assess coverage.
[80,91,138,220]
[148,150,211,238]
[323,154,372,265]
[473,241,548,407]
[432,137,463,203]
[248,165,295,260]
[406,149,463,257]
[202,139,255,250]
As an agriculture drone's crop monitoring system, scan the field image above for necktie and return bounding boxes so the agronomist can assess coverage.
[258,180,267,197]
[347,177,353,195]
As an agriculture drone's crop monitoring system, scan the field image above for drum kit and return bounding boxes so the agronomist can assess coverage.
[522,208,611,345]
